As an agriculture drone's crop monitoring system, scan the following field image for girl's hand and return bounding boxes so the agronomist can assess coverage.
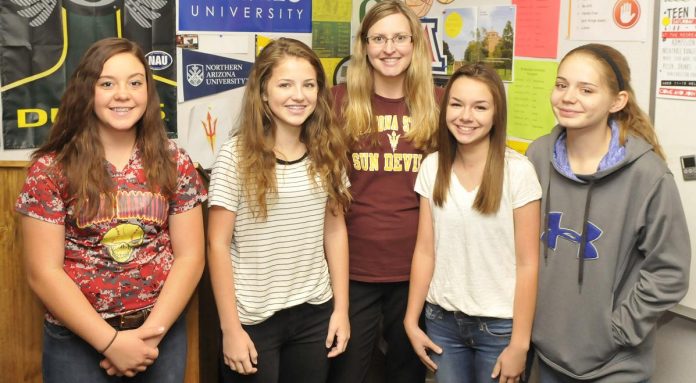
[404,322,442,372]
[100,327,165,376]
[491,344,528,383]
[326,310,350,358]
[222,329,258,375]
[101,326,164,376]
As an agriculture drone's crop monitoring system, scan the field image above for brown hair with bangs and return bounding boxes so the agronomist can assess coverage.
[32,37,177,221]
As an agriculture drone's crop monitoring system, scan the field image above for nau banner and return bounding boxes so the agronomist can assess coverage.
[178,0,311,32]
[182,49,253,102]
[0,0,177,150]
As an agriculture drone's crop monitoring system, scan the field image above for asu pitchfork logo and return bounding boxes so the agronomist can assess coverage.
[542,212,603,260]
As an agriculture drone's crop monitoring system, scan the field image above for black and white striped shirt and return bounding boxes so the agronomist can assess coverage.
[208,137,333,325]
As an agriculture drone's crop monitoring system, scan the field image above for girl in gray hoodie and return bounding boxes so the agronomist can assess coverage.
[526,44,691,382]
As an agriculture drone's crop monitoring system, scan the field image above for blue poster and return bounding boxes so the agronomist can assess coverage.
[179,0,312,32]
[182,49,253,101]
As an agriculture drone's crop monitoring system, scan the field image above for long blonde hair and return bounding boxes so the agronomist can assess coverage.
[236,38,351,219]
[562,44,665,159]
[342,0,439,151]
[433,63,507,214]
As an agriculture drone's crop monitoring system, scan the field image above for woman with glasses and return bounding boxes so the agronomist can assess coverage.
[328,1,441,382]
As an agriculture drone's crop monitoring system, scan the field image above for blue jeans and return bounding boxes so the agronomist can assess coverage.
[42,314,187,383]
[425,303,528,383]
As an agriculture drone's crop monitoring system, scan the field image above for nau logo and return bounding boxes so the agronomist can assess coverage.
[542,212,603,260]
[146,51,173,70]
[186,64,204,87]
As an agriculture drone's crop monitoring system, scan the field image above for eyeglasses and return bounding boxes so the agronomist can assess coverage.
[365,34,413,46]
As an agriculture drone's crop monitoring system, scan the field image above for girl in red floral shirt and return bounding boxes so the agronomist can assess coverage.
[16,38,207,382]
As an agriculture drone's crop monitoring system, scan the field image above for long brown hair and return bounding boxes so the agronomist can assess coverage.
[433,63,507,214]
[236,37,351,219]
[562,44,665,159]
[32,37,177,220]
[342,0,439,151]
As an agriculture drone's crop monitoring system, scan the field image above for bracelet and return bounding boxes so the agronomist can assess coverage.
[100,330,118,354]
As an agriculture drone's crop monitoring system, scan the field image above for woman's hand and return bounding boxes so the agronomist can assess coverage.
[222,328,258,375]
[326,310,350,357]
[100,326,166,376]
[491,344,528,383]
[404,321,442,372]
[101,326,164,376]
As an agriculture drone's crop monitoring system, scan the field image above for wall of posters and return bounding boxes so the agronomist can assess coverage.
[653,0,696,317]
[174,0,335,169]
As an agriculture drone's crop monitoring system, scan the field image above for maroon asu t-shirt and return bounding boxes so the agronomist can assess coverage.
[332,84,440,282]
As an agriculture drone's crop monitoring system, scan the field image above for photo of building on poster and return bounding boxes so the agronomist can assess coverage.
[442,5,516,81]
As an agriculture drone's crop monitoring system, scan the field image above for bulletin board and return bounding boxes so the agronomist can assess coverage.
[383,0,696,317]
[653,0,696,317]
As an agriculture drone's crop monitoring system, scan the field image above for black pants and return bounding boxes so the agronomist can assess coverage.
[328,281,425,383]
[220,301,333,383]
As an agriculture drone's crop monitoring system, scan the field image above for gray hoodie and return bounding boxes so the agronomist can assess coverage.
[526,125,691,381]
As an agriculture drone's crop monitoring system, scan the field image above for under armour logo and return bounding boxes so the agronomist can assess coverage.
[542,212,602,260]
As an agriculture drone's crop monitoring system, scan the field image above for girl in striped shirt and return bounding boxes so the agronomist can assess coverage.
[207,38,352,383]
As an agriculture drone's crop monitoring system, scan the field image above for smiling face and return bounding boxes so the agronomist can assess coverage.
[445,76,495,149]
[93,52,147,138]
[551,53,623,134]
[365,12,414,88]
[263,56,318,132]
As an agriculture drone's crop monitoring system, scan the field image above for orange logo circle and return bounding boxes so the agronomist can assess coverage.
[405,0,434,17]
[613,0,640,29]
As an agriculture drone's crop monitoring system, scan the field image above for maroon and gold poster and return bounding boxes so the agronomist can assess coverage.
[0,0,177,150]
